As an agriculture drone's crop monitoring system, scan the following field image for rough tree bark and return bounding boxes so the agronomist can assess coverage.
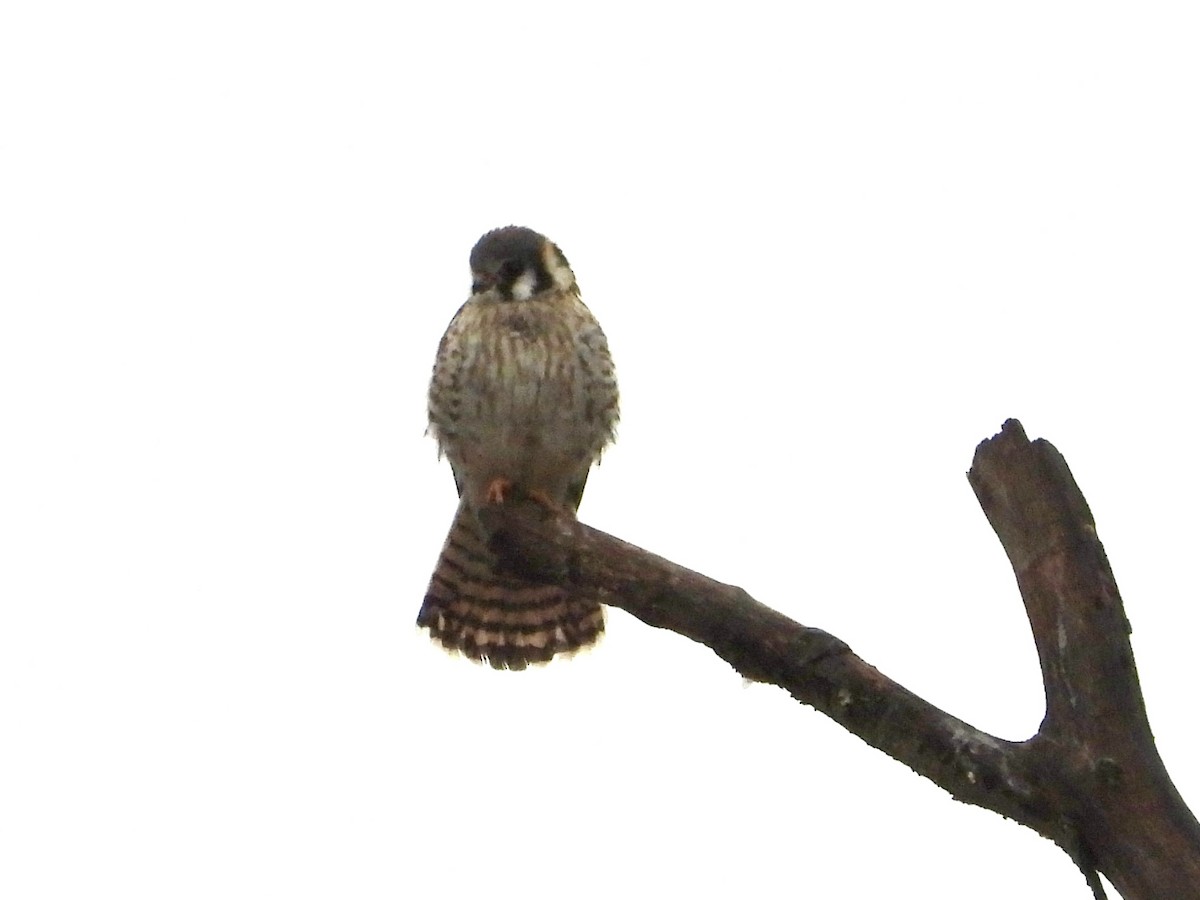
[478,419,1200,899]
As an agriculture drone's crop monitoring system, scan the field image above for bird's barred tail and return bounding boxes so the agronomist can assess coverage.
[418,502,604,669]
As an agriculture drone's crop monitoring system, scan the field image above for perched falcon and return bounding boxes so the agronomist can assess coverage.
[419,226,619,669]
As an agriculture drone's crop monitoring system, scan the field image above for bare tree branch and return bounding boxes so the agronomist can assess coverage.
[478,419,1200,899]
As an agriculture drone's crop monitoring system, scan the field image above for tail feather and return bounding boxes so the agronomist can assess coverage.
[418,503,603,670]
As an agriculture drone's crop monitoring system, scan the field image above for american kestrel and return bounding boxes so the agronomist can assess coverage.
[419,226,619,669]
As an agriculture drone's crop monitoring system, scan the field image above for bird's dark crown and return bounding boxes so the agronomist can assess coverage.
[470,225,567,300]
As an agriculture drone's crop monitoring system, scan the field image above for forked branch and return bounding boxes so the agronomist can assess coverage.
[479,419,1200,899]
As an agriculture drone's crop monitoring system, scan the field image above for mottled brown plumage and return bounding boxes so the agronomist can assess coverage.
[419,226,619,669]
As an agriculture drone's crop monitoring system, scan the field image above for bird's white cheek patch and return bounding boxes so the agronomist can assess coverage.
[510,269,538,301]
[547,257,574,290]
[541,242,575,291]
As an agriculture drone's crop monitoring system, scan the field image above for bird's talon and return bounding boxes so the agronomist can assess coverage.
[484,477,512,505]
[527,489,561,511]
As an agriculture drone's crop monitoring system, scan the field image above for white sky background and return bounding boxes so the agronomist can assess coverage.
[2,2,1198,897]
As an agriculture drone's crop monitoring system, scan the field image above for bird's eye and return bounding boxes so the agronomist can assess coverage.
[472,268,499,293]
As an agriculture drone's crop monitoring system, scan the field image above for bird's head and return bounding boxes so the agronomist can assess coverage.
[469,226,576,301]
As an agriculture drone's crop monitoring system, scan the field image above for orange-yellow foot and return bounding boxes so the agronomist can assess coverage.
[484,477,512,505]
[526,488,563,512]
